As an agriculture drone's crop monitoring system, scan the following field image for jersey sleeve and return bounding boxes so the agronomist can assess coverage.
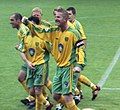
[72,29,86,70]
[16,38,26,53]
[18,24,30,40]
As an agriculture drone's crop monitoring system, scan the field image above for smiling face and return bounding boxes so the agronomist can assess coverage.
[54,11,65,27]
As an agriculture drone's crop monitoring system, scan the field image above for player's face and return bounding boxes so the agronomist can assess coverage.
[9,15,20,29]
[67,10,75,22]
[54,11,65,27]
[32,11,42,20]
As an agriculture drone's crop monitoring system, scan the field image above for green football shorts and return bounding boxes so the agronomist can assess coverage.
[26,62,49,88]
[21,63,27,74]
[52,64,80,95]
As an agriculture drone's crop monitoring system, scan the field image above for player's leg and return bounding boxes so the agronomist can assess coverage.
[78,74,100,100]
[18,64,35,105]
[18,69,28,93]
[34,64,53,110]
[76,81,84,99]
[45,78,52,94]
[52,67,67,110]
[63,66,80,110]
[45,62,52,94]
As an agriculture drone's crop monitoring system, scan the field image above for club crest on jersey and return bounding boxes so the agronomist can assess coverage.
[29,48,35,57]
[65,37,69,41]
[58,43,63,53]
[35,42,39,47]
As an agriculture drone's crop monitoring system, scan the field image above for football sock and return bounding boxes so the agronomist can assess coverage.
[78,74,92,87]
[75,87,80,96]
[78,75,96,91]
[46,80,52,94]
[42,86,47,98]
[66,100,80,110]
[57,95,66,107]
[36,93,48,110]
[76,81,81,93]
[26,95,35,101]
[91,84,97,91]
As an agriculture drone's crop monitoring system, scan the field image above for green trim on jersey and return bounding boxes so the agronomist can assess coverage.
[18,23,30,40]
[41,20,52,27]
[74,20,81,32]
[67,26,81,40]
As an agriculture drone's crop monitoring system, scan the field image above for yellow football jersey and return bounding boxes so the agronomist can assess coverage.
[67,20,86,40]
[49,27,81,67]
[17,23,30,40]
[18,35,49,65]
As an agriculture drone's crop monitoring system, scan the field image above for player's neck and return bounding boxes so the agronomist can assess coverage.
[71,19,75,23]
[60,23,69,32]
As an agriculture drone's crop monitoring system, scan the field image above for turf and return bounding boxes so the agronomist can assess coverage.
[0,0,120,110]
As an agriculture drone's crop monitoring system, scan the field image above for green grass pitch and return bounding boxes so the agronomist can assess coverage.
[0,0,120,110]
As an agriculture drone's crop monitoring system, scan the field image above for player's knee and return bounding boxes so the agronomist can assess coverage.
[34,86,43,95]
[53,93,61,102]
[29,88,35,96]
[18,70,26,82]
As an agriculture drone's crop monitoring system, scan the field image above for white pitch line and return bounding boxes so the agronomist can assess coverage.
[102,88,120,91]
[98,47,120,88]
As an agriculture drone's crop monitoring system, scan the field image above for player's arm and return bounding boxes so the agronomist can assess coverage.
[20,52,35,70]
[22,16,35,31]
[15,37,35,69]
[79,24,87,48]
[73,30,85,72]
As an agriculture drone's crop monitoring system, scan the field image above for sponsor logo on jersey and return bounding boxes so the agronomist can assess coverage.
[35,42,39,47]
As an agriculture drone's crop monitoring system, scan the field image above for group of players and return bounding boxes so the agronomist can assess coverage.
[9,6,100,110]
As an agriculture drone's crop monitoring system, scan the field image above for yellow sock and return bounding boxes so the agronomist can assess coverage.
[91,84,97,90]
[36,93,47,110]
[78,75,92,87]
[66,100,80,110]
[76,81,81,93]
[46,80,52,94]
[78,74,96,91]
[21,80,29,93]
[42,86,47,98]
[57,95,66,107]
[26,95,35,101]
[75,87,80,96]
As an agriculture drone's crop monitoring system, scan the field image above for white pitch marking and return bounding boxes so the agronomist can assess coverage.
[102,88,120,91]
[98,47,120,88]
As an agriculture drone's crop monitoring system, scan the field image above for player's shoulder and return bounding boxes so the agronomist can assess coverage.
[75,20,82,26]
[41,19,52,27]
[68,26,79,34]
[19,23,30,36]
[68,26,80,38]
[20,23,29,31]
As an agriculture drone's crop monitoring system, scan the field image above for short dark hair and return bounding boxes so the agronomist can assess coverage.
[13,13,23,20]
[66,7,76,15]
[28,16,40,25]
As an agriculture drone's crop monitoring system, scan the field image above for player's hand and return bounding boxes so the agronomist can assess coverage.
[21,16,28,24]
[27,61,35,70]
[73,66,81,73]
